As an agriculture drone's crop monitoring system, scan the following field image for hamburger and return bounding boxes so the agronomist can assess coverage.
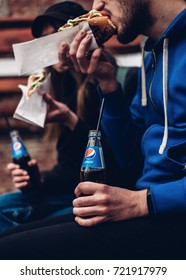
[58,9,117,46]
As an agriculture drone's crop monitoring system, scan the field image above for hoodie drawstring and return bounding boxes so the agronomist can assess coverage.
[141,38,169,154]
[141,47,147,106]
[159,38,169,154]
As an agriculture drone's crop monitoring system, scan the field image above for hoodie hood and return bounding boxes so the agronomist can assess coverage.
[141,8,186,154]
[144,8,186,52]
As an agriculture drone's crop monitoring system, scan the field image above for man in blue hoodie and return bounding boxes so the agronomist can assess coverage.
[70,0,186,222]
[0,0,186,259]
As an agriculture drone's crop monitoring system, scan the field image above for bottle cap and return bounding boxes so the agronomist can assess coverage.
[88,130,101,138]
[10,130,19,138]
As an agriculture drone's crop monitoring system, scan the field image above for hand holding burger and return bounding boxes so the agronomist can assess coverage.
[58,9,117,46]
[57,9,118,93]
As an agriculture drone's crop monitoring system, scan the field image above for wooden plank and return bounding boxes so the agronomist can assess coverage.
[0,17,34,28]
[0,77,28,93]
[0,17,34,57]
[0,28,33,57]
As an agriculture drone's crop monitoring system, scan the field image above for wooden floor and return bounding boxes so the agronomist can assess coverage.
[0,133,57,194]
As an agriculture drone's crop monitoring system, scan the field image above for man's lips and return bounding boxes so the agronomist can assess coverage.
[102,9,118,33]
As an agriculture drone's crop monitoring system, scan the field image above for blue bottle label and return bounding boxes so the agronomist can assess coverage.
[12,141,28,159]
[81,146,105,168]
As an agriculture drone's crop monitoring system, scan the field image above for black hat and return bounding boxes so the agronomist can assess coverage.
[32,1,87,38]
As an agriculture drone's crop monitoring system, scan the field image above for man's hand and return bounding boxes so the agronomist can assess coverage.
[73,182,148,226]
[68,30,118,93]
[52,43,74,73]
[7,159,38,189]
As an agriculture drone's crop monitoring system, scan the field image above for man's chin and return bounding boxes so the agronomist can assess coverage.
[117,33,138,45]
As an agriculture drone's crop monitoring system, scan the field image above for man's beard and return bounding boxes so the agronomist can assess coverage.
[117,1,152,44]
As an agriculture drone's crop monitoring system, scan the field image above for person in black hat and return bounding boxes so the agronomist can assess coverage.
[32,1,87,38]
[32,1,87,73]
[3,1,125,233]
[3,0,99,229]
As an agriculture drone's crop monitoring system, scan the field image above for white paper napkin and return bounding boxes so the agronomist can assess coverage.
[13,73,51,128]
[13,22,98,76]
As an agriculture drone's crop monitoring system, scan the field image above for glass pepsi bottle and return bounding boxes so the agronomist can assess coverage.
[10,130,40,189]
[80,130,106,183]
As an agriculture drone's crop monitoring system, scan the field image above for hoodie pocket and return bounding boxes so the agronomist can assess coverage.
[139,125,186,187]
[167,141,186,171]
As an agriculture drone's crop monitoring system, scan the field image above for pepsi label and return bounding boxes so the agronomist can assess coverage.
[81,146,105,168]
[12,140,28,159]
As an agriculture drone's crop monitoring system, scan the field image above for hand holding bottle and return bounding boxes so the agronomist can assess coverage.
[9,130,41,190]
[7,159,39,190]
[73,182,148,227]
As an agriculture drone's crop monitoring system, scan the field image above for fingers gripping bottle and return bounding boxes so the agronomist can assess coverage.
[80,130,106,183]
[10,130,40,189]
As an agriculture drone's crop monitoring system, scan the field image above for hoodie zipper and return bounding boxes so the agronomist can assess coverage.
[148,50,159,111]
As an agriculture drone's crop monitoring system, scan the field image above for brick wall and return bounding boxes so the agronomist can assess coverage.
[0,0,92,17]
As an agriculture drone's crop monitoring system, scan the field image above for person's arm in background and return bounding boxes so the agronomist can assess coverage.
[41,118,90,194]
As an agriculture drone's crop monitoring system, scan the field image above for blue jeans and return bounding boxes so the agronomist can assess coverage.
[0,190,73,233]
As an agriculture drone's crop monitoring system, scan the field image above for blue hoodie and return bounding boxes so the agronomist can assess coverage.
[100,9,186,215]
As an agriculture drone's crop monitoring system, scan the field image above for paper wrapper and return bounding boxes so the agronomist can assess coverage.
[13,22,98,76]
[13,73,51,128]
